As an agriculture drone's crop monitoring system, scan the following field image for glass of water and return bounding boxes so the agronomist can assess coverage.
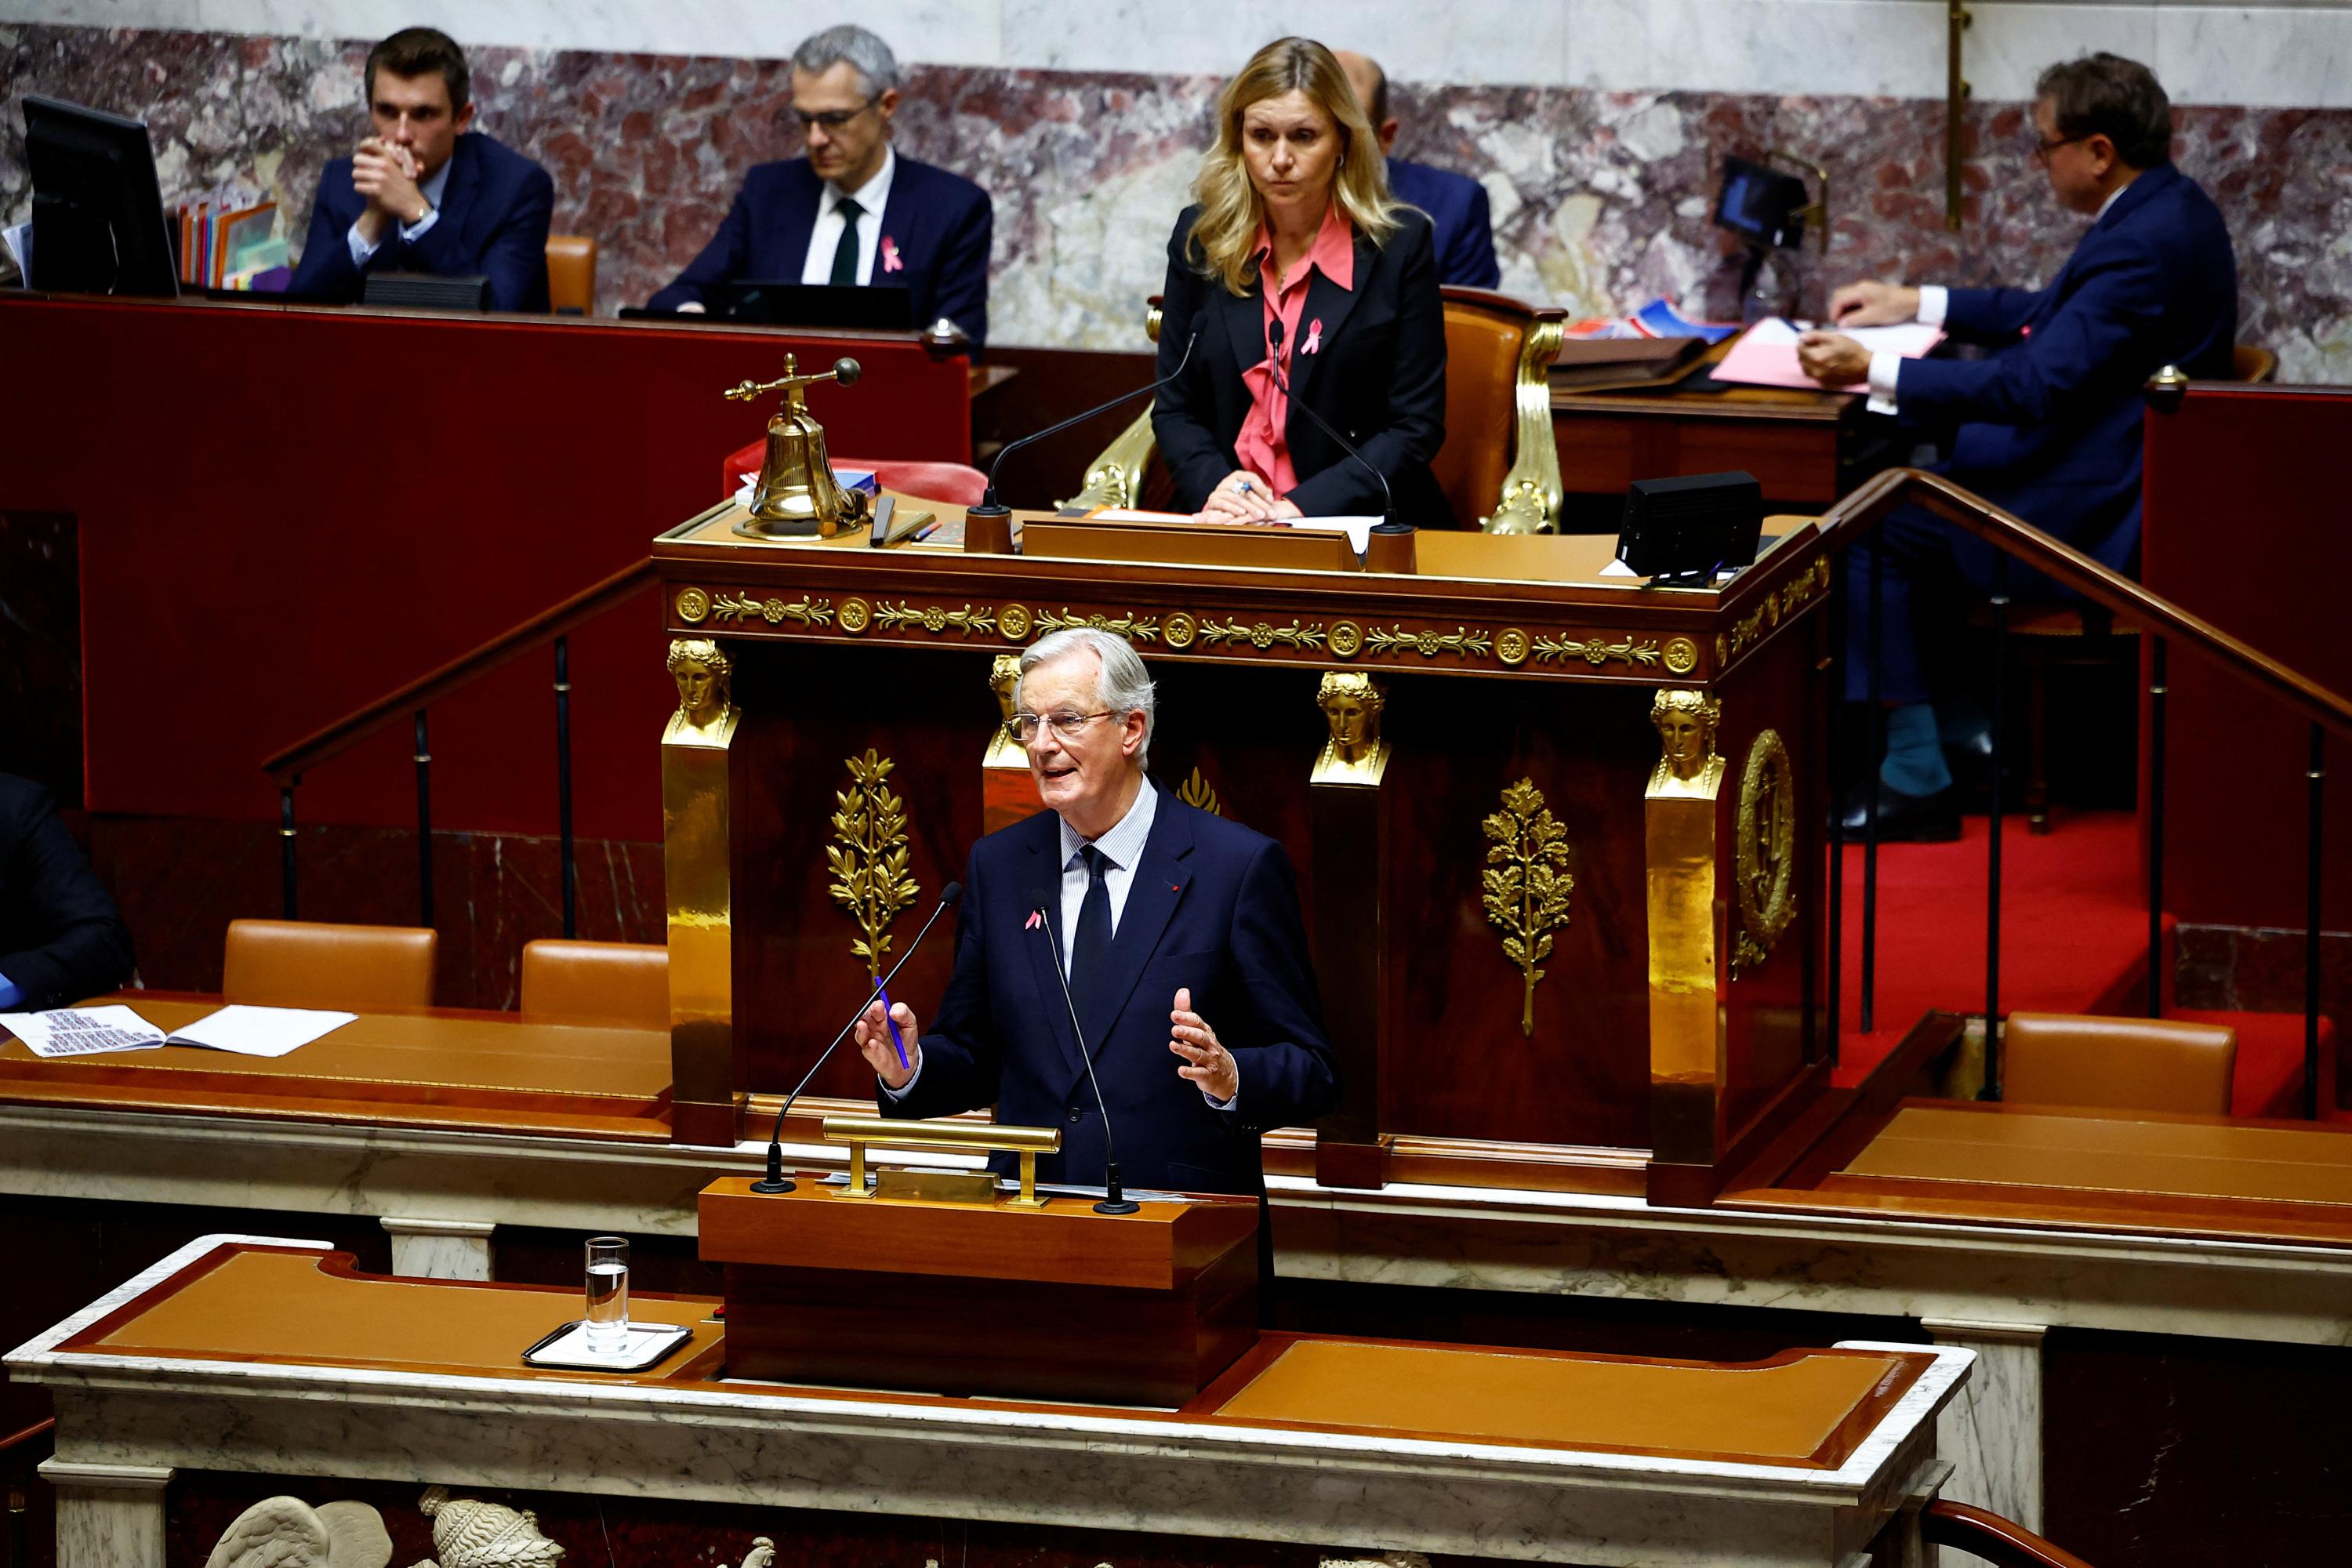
[583,1235,630,1354]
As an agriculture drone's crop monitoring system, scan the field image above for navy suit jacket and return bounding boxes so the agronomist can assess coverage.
[0,775,135,1011]
[1152,204,1451,523]
[645,154,993,347]
[1388,158,1501,289]
[1900,162,2237,569]
[884,793,1338,1196]
[288,132,554,312]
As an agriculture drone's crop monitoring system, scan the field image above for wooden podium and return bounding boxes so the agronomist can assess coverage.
[700,1142,1260,1406]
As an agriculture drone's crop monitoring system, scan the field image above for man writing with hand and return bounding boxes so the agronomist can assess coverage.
[852,627,1338,1200]
[289,27,554,312]
[1794,53,2234,840]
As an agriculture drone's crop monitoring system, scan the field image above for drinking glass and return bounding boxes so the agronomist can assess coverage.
[583,1235,630,1353]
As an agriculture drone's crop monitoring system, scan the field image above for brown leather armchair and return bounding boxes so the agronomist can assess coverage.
[2002,1011,2237,1116]
[518,938,668,1029]
[223,919,437,1011]
[546,235,597,316]
[1065,286,1567,532]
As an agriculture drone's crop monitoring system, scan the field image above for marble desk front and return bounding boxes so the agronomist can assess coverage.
[7,1236,1970,1568]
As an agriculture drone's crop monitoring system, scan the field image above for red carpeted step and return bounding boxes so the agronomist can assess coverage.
[2169,1008,2339,1120]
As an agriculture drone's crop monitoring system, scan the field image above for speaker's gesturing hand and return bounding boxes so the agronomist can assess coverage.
[853,997,920,1091]
[1169,986,1238,1102]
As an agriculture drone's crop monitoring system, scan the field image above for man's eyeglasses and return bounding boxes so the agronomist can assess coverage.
[793,99,879,132]
[1007,710,1116,743]
[2031,131,2087,163]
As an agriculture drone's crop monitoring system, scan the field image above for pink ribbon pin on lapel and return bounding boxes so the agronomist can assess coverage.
[1024,909,1040,930]
[880,236,904,274]
[1303,318,1323,354]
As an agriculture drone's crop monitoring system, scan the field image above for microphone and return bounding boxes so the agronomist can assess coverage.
[1029,886,1140,1215]
[1265,317,1403,533]
[964,324,1201,520]
[748,880,964,1195]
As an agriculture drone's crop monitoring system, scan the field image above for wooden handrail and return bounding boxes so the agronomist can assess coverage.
[1822,468,2352,741]
[1922,1500,2098,1568]
[264,557,659,784]
[0,1417,52,1459]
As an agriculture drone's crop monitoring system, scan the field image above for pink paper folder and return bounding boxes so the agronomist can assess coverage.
[1713,317,1944,391]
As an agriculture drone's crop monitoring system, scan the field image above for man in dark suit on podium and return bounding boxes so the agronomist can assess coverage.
[0,772,135,1012]
[1337,50,1501,290]
[1797,53,2236,839]
[647,25,994,347]
[855,628,1338,1198]
[288,27,554,312]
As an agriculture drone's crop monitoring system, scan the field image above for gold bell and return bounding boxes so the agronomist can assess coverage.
[721,354,869,539]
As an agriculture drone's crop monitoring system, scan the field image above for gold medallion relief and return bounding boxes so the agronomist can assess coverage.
[1732,728,1798,976]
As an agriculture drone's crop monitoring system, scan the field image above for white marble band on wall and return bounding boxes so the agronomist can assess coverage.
[9,0,2352,108]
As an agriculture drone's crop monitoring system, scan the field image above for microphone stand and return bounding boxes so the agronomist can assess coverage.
[749,884,963,1194]
[1265,316,1406,537]
[1034,894,1139,1215]
[960,325,1201,550]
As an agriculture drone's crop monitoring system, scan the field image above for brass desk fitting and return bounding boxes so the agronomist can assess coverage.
[724,354,868,539]
[821,1114,1063,1208]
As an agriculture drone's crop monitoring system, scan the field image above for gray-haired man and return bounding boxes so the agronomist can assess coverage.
[851,628,1339,1202]
[646,24,994,344]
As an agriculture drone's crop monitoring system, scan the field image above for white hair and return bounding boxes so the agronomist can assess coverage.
[791,24,902,96]
[1017,628,1157,769]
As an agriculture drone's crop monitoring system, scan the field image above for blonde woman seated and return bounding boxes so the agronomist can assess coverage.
[1151,37,1450,527]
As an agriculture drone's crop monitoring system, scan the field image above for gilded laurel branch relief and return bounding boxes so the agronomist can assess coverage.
[1483,779,1576,1037]
[828,750,919,978]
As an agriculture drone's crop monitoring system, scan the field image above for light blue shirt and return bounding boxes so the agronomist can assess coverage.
[346,155,453,267]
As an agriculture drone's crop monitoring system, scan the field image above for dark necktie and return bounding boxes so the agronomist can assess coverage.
[1069,844,1114,1036]
[829,196,864,286]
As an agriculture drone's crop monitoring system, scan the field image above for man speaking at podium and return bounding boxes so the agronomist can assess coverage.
[854,628,1338,1198]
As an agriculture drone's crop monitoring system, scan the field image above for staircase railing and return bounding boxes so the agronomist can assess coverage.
[1922,1500,2099,1567]
[1819,467,2352,1112]
[262,559,659,936]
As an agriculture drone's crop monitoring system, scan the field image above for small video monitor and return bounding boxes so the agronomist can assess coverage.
[719,281,915,331]
[22,95,180,299]
[1617,471,1765,586]
[1713,155,1811,252]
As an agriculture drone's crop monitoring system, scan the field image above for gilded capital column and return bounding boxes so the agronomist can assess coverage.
[1645,688,1727,1180]
[1310,671,1392,1189]
[663,637,742,1147]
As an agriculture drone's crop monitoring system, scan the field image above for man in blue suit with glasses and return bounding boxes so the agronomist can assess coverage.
[647,24,994,347]
[1798,53,2237,840]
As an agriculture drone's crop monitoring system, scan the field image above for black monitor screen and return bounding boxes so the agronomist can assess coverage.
[718,281,915,331]
[23,95,179,299]
[1713,155,1809,251]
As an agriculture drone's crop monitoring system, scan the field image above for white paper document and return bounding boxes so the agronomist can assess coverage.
[1291,516,1379,554]
[0,1003,355,1059]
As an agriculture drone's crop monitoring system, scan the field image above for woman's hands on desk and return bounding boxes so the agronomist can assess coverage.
[1196,470,1302,523]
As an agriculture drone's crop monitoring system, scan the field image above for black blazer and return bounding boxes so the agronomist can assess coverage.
[0,775,135,1011]
[288,132,554,312]
[1151,203,1450,523]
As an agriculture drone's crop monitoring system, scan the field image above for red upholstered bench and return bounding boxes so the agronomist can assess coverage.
[2169,1008,2339,1120]
[722,440,988,507]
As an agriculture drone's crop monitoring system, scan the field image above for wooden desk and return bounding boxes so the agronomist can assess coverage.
[1552,339,1861,505]
[12,1236,1966,1568]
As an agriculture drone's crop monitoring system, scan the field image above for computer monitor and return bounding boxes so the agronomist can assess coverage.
[1713,154,1811,252]
[22,95,179,299]
[717,281,915,331]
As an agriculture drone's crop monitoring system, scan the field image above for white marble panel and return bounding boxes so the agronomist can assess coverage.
[380,1216,495,1280]
[1001,0,1571,86]
[1965,3,2160,102]
[1566,0,1951,99]
[2158,4,2352,107]
[40,1461,172,1568]
[1920,1319,2045,1531]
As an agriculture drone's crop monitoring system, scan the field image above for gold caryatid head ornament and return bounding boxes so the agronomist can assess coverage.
[1648,687,1726,797]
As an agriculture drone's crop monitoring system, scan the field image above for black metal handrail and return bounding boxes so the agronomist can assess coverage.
[262,558,659,935]
[1817,467,2350,1114]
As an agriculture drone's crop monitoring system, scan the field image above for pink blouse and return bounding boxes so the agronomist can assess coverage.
[1232,201,1356,498]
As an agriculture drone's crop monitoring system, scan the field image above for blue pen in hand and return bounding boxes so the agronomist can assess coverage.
[876,986,910,1069]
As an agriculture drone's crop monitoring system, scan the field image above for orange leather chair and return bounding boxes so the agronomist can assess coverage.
[546,235,597,316]
[2002,1011,2237,1116]
[222,919,437,1011]
[519,938,668,1029]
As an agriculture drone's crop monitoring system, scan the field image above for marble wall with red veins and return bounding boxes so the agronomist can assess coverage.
[4,21,2347,378]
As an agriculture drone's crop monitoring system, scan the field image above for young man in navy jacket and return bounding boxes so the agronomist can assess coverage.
[289,27,554,313]
[1799,53,2236,840]
[648,25,994,348]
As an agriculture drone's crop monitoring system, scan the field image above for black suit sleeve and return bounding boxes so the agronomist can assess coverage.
[647,180,758,311]
[1149,213,1240,512]
[928,187,995,350]
[1223,839,1339,1131]
[882,849,1004,1118]
[286,176,364,303]
[0,784,135,1011]
[1286,216,1448,517]
[472,163,554,313]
